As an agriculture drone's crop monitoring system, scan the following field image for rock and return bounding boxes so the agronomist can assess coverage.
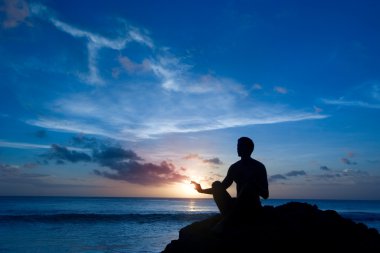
[162,202,380,253]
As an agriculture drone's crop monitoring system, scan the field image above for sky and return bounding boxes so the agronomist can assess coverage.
[1,0,380,199]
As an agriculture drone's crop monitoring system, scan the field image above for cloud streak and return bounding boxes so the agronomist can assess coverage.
[0,140,89,151]
[322,99,380,109]
[41,144,92,163]
[183,153,223,166]
[274,86,288,94]
[29,3,153,85]
[27,106,328,140]
[269,170,307,182]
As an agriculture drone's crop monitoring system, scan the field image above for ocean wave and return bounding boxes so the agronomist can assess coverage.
[0,212,218,223]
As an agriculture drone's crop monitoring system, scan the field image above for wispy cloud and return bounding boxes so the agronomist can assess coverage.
[321,82,380,110]
[274,86,288,94]
[320,165,331,171]
[118,56,151,74]
[252,83,263,90]
[322,99,380,109]
[285,170,306,177]
[29,3,152,85]
[183,153,223,166]
[269,170,307,182]
[341,158,357,165]
[0,140,88,151]
[269,174,287,182]
[27,105,328,140]
[0,0,30,29]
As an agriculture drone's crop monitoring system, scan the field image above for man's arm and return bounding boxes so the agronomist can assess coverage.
[257,166,269,199]
[192,181,213,194]
[221,167,233,189]
[192,166,233,194]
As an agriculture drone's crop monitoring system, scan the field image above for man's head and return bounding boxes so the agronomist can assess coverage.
[237,137,254,158]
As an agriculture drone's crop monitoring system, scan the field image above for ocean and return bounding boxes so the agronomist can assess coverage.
[0,197,379,253]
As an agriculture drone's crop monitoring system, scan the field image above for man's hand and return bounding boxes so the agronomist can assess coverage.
[191,181,202,193]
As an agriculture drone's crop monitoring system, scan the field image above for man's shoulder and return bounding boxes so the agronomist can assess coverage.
[253,158,265,165]
[250,158,266,169]
[230,160,242,168]
[229,158,266,169]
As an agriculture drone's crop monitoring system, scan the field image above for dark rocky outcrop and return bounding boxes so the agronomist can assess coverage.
[162,202,380,253]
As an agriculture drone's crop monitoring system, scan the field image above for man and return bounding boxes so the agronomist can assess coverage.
[192,137,269,217]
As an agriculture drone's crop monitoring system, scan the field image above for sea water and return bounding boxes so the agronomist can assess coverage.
[0,197,379,253]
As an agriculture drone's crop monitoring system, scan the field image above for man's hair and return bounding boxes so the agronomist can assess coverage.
[238,137,254,155]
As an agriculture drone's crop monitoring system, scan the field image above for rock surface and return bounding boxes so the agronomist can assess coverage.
[162,202,380,253]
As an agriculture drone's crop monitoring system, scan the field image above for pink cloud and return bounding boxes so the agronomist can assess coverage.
[1,0,30,29]
[274,86,288,94]
[118,56,151,74]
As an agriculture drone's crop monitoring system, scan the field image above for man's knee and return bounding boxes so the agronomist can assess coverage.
[212,181,223,190]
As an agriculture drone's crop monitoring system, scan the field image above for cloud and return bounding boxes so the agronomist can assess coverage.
[29,3,153,85]
[252,83,263,90]
[274,86,288,94]
[269,170,306,182]
[341,158,357,165]
[0,163,20,175]
[93,147,142,166]
[269,174,287,182]
[320,166,331,171]
[372,84,380,100]
[118,56,150,74]
[341,169,368,177]
[285,170,306,177]
[27,111,328,140]
[0,163,99,190]
[91,146,188,185]
[0,140,52,149]
[322,82,380,110]
[70,134,99,149]
[183,154,201,160]
[1,0,30,29]
[313,106,323,113]
[183,153,223,166]
[0,140,89,151]
[322,99,380,109]
[42,144,92,163]
[94,160,188,186]
[0,163,48,179]
[203,158,223,165]
[36,142,189,186]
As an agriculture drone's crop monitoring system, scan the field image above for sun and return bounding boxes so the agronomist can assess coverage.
[180,181,199,198]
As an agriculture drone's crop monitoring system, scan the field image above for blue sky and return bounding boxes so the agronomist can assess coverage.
[1,0,380,199]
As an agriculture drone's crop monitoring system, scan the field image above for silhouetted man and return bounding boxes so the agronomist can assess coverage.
[192,137,269,218]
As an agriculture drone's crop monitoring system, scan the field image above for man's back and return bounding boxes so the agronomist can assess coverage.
[229,158,268,198]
